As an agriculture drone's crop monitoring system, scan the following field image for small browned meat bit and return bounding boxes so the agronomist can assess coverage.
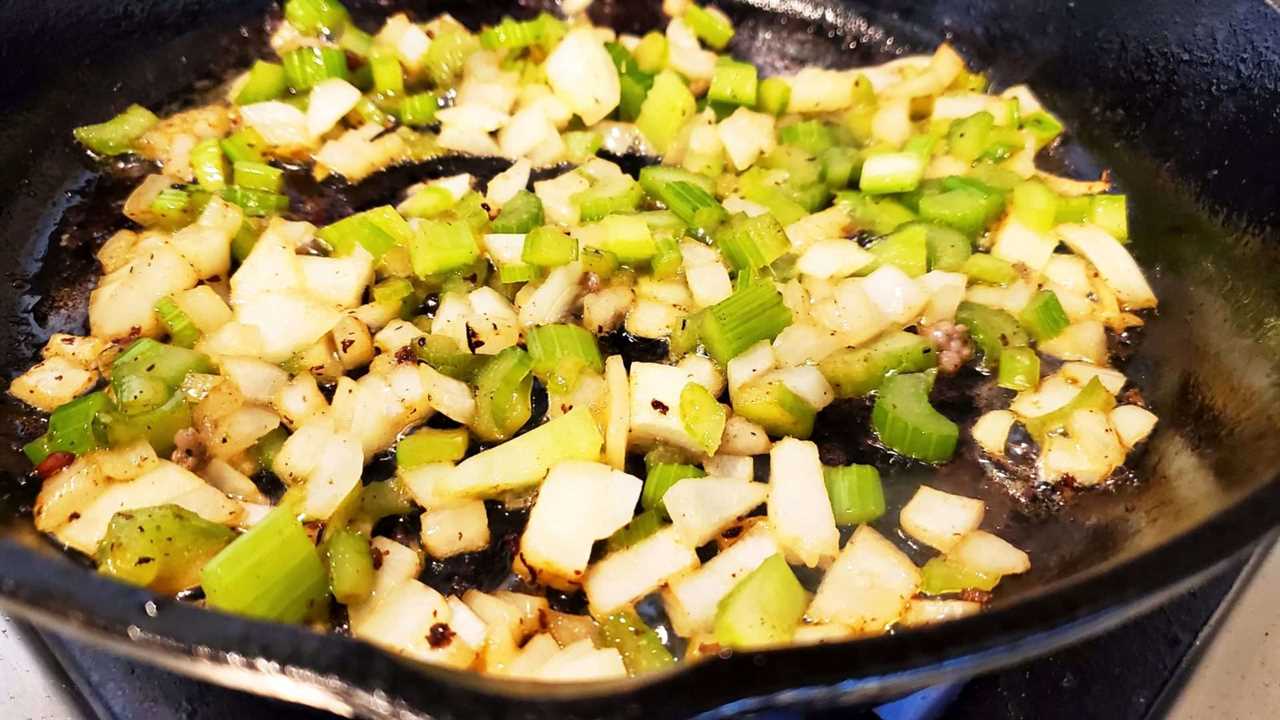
[395,344,417,364]
[582,272,602,293]
[427,623,456,648]
[170,428,206,471]
[960,588,994,604]
[924,321,974,374]
[34,451,76,479]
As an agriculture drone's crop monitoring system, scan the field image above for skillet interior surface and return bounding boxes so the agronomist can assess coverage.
[3,0,1280,717]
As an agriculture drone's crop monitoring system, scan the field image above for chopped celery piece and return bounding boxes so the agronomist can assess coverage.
[150,188,191,225]
[680,382,726,455]
[872,373,958,463]
[317,212,398,259]
[25,391,110,464]
[1091,194,1129,241]
[284,0,349,35]
[581,246,619,279]
[369,47,404,96]
[254,426,288,472]
[324,529,375,606]
[339,24,373,57]
[523,226,578,267]
[1055,195,1092,224]
[423,22,480,87]
[1023,377,1115,441]
[472,347,534,442]
[282,46,349,91]
[605,42,655,122]
[643,463,705,518]
[372,277,414,307]
[713,554,807,649]
[414,335,484,382]
[220,128,267,164]
[73,105,158,156]
[955,301,1029,370]
[96,505,235,593]
[823,464,885,525]
[526,323,603,394]
[919,176,1007,235]
[837,191,918,235]
[605,509,666,553]
[1019,289,1070,341]
[639,165,716,196]
[597,609,676,675]
[924,223,972,271]
[636,71,697,154]
[190,138,228,191]
[641,174,727,238]
[154,297,201,348]
[780,120,835,154]
[701,281,792,364]
[947,111,995,163]
[961,253,1017,285]
[232,221,260,262]
[684,4,735,50]
[490,190,544,234]
[819,331,937,398]
[921,556,1000,595]
[498,261,539,284]
[410,220,479,276]
[669,309,705,357]
[399,185,455,218]
[480,13,562,50]
[113,339,213,396]
[733,379,816,438]
[820,146,862,190]
[564,130,603,163]
[398,92,439,127]
[714,212,790,271]
[860,151,926,195]
[98,392,192,456]
[576,178,644,222]
[997,347,1040,391]
[601,214,657,263]
[445,406,604,497]
[232,161,284,193]
[235,60,288,104]
[708,58,758,107]
[868,224,929,277]
[756,76,791,116]
[633,31,668,74]
[1021,111,1064,147]
[650,235,683,279]
[397,427,469,468]
[201,506,329,623]
[220,186,289,217]
[1011,180,1058,232]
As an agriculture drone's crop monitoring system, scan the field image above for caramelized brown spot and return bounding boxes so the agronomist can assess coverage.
[427,623,455,648]
[395,345,417,364]
[651,399,669,414]
[960,588,994,604]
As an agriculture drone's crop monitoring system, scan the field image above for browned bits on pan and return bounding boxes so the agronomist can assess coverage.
[427,622,455,648]
[651,399,669,414]
[34,451,75,479]
[960,588,994,604]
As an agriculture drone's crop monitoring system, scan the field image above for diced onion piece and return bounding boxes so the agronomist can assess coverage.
[422,500,491,559]
[813,277,891,345]
[770,365,834,412]
[767,438,839,568]
[807,524,921,634]
[662,523,779,637]
[771,324,841,366]
[545,28,620,125]
[1055,224,1157,310]
[991,217,1058,272]
[972,410,1017,457]
[306,78,361,138]
[1110,404,1157,449]
[861,265,928,326]
[796,240,875,280]
[918,270,968,325]
[720,415,773,455]
[1038,320,1108,364]
[486,158,532,208]
[717,108,776,171]
[535,639,628,682]
[1059,362,1127,394]
[899,485,986,553]
[947,530,1031,576]
[518,263,584,328]
[239,101,311,147]
[664,477,769,547]
[584,526,700,614]
[303,433,362,520]
[899,599,982,628]
[443,406,604,499]
[726,339,776,398]
[703,453,753,482]
[628,362,703,453]
[787,68,858,113]
[9,357,98,413]
[518,461,641,587]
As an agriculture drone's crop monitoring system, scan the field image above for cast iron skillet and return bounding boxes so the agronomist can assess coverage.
[4,0,1280,717]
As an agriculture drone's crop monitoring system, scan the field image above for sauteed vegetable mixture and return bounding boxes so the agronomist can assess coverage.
[9,0,1159,679]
